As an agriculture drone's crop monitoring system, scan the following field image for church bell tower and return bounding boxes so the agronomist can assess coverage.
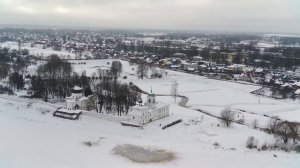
[146,88,156,108]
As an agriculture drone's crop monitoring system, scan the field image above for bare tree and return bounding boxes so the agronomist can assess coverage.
[136,63,149,79]
[246,136,258,149]
[266,117,299,144]
[219,107,235,127]
[111,61,122,77]
[0,63,10,80]
[171,80,179,103]
[252,119,259,129]
[277,122,290,144]
[268,116,280,134]
[286,122,299,145]
[86,95,99,113]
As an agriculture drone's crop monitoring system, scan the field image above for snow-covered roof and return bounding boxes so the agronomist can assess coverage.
[155,102,169,109]
[295,89,300,95]
[227,64,246,68]
[128,110,143,116]
[57,108,82,114]
[281,83,290,87]
[73,86,82,91]
[170,65,180,68]
[255,68,264,73]
[187,67,195,71]
[193,56,203,59]
[293,81,300,87]
[275,80,283,85]
[233,74,240,78]
[132,105,149,111]
[78,97,88,101]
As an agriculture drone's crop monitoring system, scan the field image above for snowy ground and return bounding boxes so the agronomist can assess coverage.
[0,95,299,168]
[0,59,299,168]
[0,41,76,59]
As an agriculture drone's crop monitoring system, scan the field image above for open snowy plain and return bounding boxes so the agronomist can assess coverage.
[1,59,299,168]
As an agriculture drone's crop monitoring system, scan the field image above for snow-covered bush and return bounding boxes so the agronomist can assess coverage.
[252,119,259,129]
[27,102,33,108]
[246,136,258,149]
[150,73,162,79]
[260,143,268,151]
[83,141,93,147]
[0,85,14,95]
[268,139,294,152]
[294,145,300,153]
[213,142,220,147]
[40,108,50,115]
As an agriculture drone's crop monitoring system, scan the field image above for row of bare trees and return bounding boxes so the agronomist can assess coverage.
[136,63,149,79]
[30,55,92,101]
[0,47,30,90]
[37,55,72,79]
[87,78,139,116]
[136,63,165,79]
[219,107,299,145]
[268,116,299,144]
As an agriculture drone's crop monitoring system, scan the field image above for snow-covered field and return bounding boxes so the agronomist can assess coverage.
[1,95,299,168]
[0,41,76,59]
[0,59,300,168]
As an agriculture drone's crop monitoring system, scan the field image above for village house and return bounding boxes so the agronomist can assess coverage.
[182,61,198,72]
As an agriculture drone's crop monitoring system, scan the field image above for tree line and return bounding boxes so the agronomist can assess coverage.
[30,55,93,101]
[87,78,139,116]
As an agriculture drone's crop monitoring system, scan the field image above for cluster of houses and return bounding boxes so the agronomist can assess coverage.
[128,52,300,98]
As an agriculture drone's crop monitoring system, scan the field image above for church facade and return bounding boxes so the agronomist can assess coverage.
[53,86,88,120]
[127,91,170,125]
[66,86,88,111]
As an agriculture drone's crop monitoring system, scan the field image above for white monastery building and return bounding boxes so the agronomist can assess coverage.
[127,90,170,125]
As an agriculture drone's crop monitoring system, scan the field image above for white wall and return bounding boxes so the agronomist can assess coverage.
[82,111,128,122]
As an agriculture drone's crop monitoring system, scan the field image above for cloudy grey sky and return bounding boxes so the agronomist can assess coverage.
[0,0,299,33]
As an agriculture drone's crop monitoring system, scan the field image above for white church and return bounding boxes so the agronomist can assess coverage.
[127,90,170,125]
[53,86,88,120]
[65,86,88,111]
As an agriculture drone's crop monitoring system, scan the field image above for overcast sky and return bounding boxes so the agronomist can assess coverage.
[0,0,299,33]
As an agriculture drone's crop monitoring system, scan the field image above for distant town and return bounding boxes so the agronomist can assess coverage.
[1,28,300,99]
